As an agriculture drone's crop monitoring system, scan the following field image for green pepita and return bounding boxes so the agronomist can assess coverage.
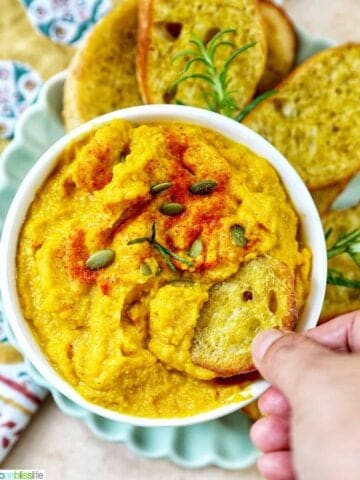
[188,238,203,258]
[230,225,248,247]
[189,179,218,195]
[160,202,185,216]
[150,181,173,194]
[86,249,115,270]
[140,262,152,276]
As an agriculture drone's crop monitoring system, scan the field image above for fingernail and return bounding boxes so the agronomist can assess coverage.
[252,329,284,361]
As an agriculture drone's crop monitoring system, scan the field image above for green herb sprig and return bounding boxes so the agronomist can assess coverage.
[326,227,360,288]
[168,29,276,120]
[128,223,193,273]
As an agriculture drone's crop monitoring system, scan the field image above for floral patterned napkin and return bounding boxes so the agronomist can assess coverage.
[0,0,112,462]
[0,310,47,461]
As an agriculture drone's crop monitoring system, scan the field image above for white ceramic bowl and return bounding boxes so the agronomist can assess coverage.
[0,105,327,427]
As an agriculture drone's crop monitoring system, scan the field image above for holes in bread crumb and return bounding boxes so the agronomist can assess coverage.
[204,27,220,44]
[166,22,182,39]
[268,290,278,314]
[242,290,253,302]
[163,87,177,104]
[153,22,182,41]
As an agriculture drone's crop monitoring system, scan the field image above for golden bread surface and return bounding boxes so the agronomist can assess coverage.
[321,203,360,322]
[258,0,297,92]
[63,0,141,131]
[244,44,360,190]
[17,121,310,418]
[191,256,297,376]
[311,182,348,215]
[136,0,267,110]
[242,399,262,421]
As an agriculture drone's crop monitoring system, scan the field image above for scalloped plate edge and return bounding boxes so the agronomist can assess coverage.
[0,27,340,470]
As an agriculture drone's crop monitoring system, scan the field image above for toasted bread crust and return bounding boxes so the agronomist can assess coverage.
[135,0,267,109]
[242,399,262,421]
[136,0,153,103]
[311,180,350,215]
[191,257,298,377]
[244,43,360,190]
[247,43,360,106]
[258,0,298,92]
[63,46,86,130]
[63,0,141,130]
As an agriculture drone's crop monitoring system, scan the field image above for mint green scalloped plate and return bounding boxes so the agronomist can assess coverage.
[1,27,357,470]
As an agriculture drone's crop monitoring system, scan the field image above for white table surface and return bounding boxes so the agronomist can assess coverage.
[3,1,360,478]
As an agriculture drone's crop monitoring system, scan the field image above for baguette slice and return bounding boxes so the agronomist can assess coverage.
[242,400,262,421]
[320,204,360,323]
[258,0,297,92]
[136,0,267,110]
[244,44,360,190]
[191,256,297,377]
[311,181,348,215]
[63,0,142,131]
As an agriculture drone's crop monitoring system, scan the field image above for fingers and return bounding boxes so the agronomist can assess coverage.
[251,329,333,404]
[257,451,295,480]
[259,387,291,417]
[306,310,360,353]
[250,415,290,452]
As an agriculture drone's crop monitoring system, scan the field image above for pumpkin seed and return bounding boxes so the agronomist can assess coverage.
[140,262,152,276]
[230,225,248,247]
[189,179,218,195]
[160,202,184,216]
[86,249,115,270]
[188,238,203,258]
[154,261,162,276]
[150,181,173,194]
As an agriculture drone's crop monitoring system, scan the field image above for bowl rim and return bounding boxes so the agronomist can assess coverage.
[0,104,327,427]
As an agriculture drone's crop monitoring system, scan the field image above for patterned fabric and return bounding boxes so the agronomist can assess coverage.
[0,309,47,462]
[20,0,112,45]
[0,61,42,140]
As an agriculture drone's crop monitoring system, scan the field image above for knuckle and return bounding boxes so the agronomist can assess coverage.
[265,332,303,361]
[264,332,333,390]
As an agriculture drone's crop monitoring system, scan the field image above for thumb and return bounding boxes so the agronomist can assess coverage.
[252,329,334,405]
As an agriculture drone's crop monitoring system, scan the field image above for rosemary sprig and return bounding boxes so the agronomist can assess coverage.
[168,29,276,120]
[326,227,360,288]
[234,89,277,122]
[327,269,360,289]
[127,223,193,272]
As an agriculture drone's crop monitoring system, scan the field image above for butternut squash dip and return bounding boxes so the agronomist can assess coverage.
[17,121,311,418]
